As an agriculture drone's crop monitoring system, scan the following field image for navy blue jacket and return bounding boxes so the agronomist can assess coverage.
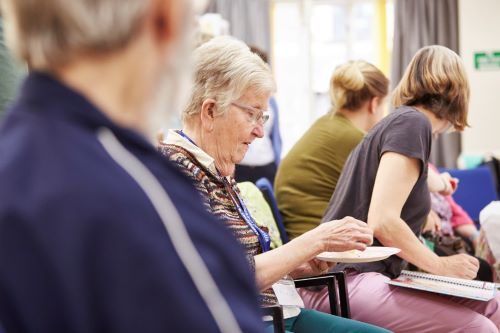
[0,73,264,333]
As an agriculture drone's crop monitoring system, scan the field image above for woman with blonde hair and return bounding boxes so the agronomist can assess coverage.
[275,60,389,239]
[300,45,500,332]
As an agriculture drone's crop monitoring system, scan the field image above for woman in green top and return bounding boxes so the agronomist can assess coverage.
[275,61,389,239]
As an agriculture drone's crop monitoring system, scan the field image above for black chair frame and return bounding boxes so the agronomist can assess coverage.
[294,271,351,318]
[264,271,351,333]
[262,305,285,333]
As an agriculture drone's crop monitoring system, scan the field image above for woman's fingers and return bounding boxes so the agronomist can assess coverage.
[442,254,479,279]
[342,216,371,228]
[467,256,480,269]
[320,217,374,251]
[351,242,368,251]
[316,259,330,272]
[464,267,478,279]
[349,226,374,244]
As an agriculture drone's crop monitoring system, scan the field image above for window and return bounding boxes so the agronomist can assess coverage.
[271,0,393,155]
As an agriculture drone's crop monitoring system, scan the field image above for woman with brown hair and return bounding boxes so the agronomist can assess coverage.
[300,45,500,332]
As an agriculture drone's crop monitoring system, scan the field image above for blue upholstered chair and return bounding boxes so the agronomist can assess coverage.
[441,166,499,225]
[255,177,289,244]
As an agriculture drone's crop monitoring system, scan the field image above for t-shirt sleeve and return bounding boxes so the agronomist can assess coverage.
[380,110,432,170]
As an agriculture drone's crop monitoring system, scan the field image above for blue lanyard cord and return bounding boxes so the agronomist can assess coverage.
[223,178,271,253]
[177,129,271,253]
[177,130,198,147]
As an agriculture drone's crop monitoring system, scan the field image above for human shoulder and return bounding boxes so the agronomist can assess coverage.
[388,106,431,130]
[311,113,364,155]
[158,142,196,160]
[157,143,211,183]
[312,113,362,138]
[371,106,432,163]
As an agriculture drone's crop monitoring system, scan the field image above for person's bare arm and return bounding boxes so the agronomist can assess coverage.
[254,217,373,290]
[428,168,457,196]
[455,224,480,248]
[422,210,442,234]
[368,152,479,279]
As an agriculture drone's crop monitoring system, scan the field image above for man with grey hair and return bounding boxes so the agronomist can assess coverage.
[0,1,265,332]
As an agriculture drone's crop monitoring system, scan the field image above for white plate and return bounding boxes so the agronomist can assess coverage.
[316,246,401,263]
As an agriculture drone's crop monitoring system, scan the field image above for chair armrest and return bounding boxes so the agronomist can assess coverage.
[294,271,351,318]
[261,305,285,333]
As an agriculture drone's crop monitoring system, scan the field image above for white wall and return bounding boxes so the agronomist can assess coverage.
[459,0,500,155]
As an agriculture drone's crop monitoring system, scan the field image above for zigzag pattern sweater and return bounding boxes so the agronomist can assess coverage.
[158,142,278,307]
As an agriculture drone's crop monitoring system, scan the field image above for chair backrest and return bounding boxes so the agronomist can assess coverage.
[255,177,289,244]
[482,157,500,197]
[238,181,283,249]
[442,166,499,223]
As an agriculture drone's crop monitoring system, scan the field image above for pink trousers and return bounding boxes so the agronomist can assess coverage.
[299,272,500,333]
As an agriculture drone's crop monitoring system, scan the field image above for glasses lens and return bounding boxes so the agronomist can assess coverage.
[260,112,270,124]
[232,102,269,125]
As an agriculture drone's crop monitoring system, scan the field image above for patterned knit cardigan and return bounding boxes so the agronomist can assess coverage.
[158,143,278,307]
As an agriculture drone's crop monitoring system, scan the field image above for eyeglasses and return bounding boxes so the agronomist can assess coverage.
[231,101,270,125]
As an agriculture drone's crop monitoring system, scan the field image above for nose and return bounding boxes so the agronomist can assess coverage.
[252,123,265,138]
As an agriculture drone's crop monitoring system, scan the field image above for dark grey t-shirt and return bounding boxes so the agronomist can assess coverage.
[322,106,432,278]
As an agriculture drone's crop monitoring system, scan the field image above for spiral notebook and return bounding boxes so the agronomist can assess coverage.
[387,270,497,301]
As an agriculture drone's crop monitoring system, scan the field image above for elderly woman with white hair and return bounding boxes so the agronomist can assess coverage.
[158,36,390,333]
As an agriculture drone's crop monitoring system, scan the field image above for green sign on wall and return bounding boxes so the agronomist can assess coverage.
[474,51,500,71]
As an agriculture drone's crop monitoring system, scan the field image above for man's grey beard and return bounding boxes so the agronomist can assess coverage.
[146,3,195,142]
[147,53,192,141]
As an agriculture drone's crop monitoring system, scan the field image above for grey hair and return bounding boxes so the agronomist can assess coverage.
[183,36,276,124]
[1,0,149,69]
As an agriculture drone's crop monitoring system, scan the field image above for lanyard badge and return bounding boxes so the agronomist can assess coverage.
[223,178,271,253]
[178,130,271,253]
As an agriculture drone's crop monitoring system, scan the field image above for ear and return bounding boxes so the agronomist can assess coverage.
[200,98,217,131]
[368,96,381,114]
[149,0,183,46]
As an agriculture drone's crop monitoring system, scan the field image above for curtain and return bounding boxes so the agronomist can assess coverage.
[206,0,271,55]
[391,0,461,168]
